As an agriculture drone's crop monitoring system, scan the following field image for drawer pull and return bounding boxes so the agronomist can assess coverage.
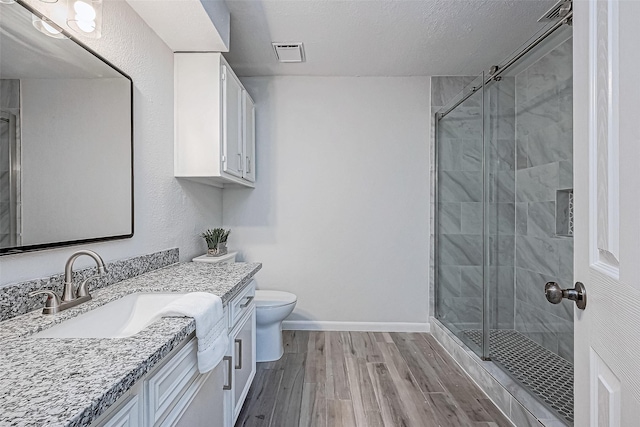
[240,296,254,308]
[235,339,243,370]
[223,356,232,390]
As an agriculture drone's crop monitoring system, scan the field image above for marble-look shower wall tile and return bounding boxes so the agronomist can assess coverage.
[431,76,478,107]
[491,235,515,267]
[461,138,483,171]
[490,138,517,172]
[439,234,483,266]
[527,201,556,238]
[515,162,559,202]
[438,138,463,171]
[516,202,528,235]
[460,265,482,294]
[558,159,573,189]
[515,235,559,276]
[490,171,516,203]
[488,203,515,236]
[0,248,179,322]
[438,203,462,234]
[460,202,482,235]
[438,106,482,139]
[438,265,461,295]
[439,171,483,202]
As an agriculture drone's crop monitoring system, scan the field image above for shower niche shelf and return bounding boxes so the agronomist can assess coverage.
[556,188,574,238]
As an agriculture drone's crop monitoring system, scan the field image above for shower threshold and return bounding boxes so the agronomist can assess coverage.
[463,329,574,425]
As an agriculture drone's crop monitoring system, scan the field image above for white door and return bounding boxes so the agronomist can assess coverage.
[222,65,244,178]
[242,91,256,183]
[574,0,640,425]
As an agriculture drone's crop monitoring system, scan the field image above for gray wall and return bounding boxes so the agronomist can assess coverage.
[514,38,574,362]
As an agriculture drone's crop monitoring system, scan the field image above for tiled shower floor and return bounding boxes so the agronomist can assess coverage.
[463,329,574,425]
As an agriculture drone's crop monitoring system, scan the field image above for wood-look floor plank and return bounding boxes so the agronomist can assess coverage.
[235,367,284,427]
[343,332,383,362]
[299,382,327,427]
[237,332,517,427]
[327,399,357,427]
[390,333,446,394]
[326,332,351,400]
[271,353,307,427]
[426,392,479,427]
[376,342,440,427]
[284,330,309,354]
[305,331,327,384]
[367,362,414,427]
[345,357,384,427]
[373,332,394,343]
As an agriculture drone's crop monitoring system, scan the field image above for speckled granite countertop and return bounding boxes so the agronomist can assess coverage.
[0,261,261,427]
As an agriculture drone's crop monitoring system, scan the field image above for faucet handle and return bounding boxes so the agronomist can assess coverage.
[76,275,100,298]
[30,290,62,314]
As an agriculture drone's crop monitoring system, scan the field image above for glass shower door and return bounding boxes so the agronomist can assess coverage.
[435,73,486,358]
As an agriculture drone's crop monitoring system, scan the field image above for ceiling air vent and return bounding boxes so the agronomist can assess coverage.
[538,0,572,22]
[272,42,305,63]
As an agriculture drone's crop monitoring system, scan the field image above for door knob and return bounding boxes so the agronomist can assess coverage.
[545,281,587,310]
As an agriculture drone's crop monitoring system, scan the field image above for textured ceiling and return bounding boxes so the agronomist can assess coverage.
[224,0,559,77]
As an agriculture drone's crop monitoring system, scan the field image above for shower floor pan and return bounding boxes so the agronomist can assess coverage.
[463,329,574,425]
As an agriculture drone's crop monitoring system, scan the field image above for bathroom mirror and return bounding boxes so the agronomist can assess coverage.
[0,1,133,254]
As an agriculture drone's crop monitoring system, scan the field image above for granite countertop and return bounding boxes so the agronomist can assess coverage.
[0,261,262,427]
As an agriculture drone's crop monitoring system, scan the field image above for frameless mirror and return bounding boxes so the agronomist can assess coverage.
[0,1,133,254]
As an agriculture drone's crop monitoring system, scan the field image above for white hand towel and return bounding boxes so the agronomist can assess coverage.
[160,292,227,374]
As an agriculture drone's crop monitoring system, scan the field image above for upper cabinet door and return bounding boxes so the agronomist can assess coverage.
[242,92,256,183]
[222,65,243,178]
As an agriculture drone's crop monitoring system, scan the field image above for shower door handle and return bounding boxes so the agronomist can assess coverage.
[545,281,587,310]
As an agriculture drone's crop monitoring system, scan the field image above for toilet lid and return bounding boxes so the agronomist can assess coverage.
[255,290,297,308]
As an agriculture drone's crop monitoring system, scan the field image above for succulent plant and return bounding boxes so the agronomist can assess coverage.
[201,228,231,248]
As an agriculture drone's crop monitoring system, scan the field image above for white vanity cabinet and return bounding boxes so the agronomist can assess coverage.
[90,282,257,427]
[228,283,257,422]
[175,52,256,188]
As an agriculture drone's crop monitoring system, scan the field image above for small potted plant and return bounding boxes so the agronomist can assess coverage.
[201,228,231,257]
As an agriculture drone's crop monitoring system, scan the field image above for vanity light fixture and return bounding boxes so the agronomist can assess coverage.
[32,13,68,39]
[66,0,102,38]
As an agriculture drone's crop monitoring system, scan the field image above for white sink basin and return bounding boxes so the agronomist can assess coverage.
[32,293,187,339]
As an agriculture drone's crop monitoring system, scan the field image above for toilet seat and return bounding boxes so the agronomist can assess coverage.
[255,290,297,308]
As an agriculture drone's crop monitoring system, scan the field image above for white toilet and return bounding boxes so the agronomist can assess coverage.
[254,290,297,362]
[193,252,297,362]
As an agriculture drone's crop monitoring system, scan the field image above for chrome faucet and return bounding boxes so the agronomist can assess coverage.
[31,250,107,315]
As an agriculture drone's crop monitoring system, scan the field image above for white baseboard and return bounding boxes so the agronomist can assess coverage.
[282,320,430,333]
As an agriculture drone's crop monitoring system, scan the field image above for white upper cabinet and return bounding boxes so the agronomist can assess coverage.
[222,66,244,179]
[174,53,256,188]
[242,92,256,183]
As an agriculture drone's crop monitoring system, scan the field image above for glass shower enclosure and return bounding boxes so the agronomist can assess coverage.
[434,28,574,425]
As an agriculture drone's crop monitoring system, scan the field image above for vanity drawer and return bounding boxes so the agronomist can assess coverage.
[230,280,255,328]
[145,338,199,426]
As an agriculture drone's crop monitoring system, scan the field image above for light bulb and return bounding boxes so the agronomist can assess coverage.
[42,21,61,35]
[73,1,96,21]
[76,19,96,33]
